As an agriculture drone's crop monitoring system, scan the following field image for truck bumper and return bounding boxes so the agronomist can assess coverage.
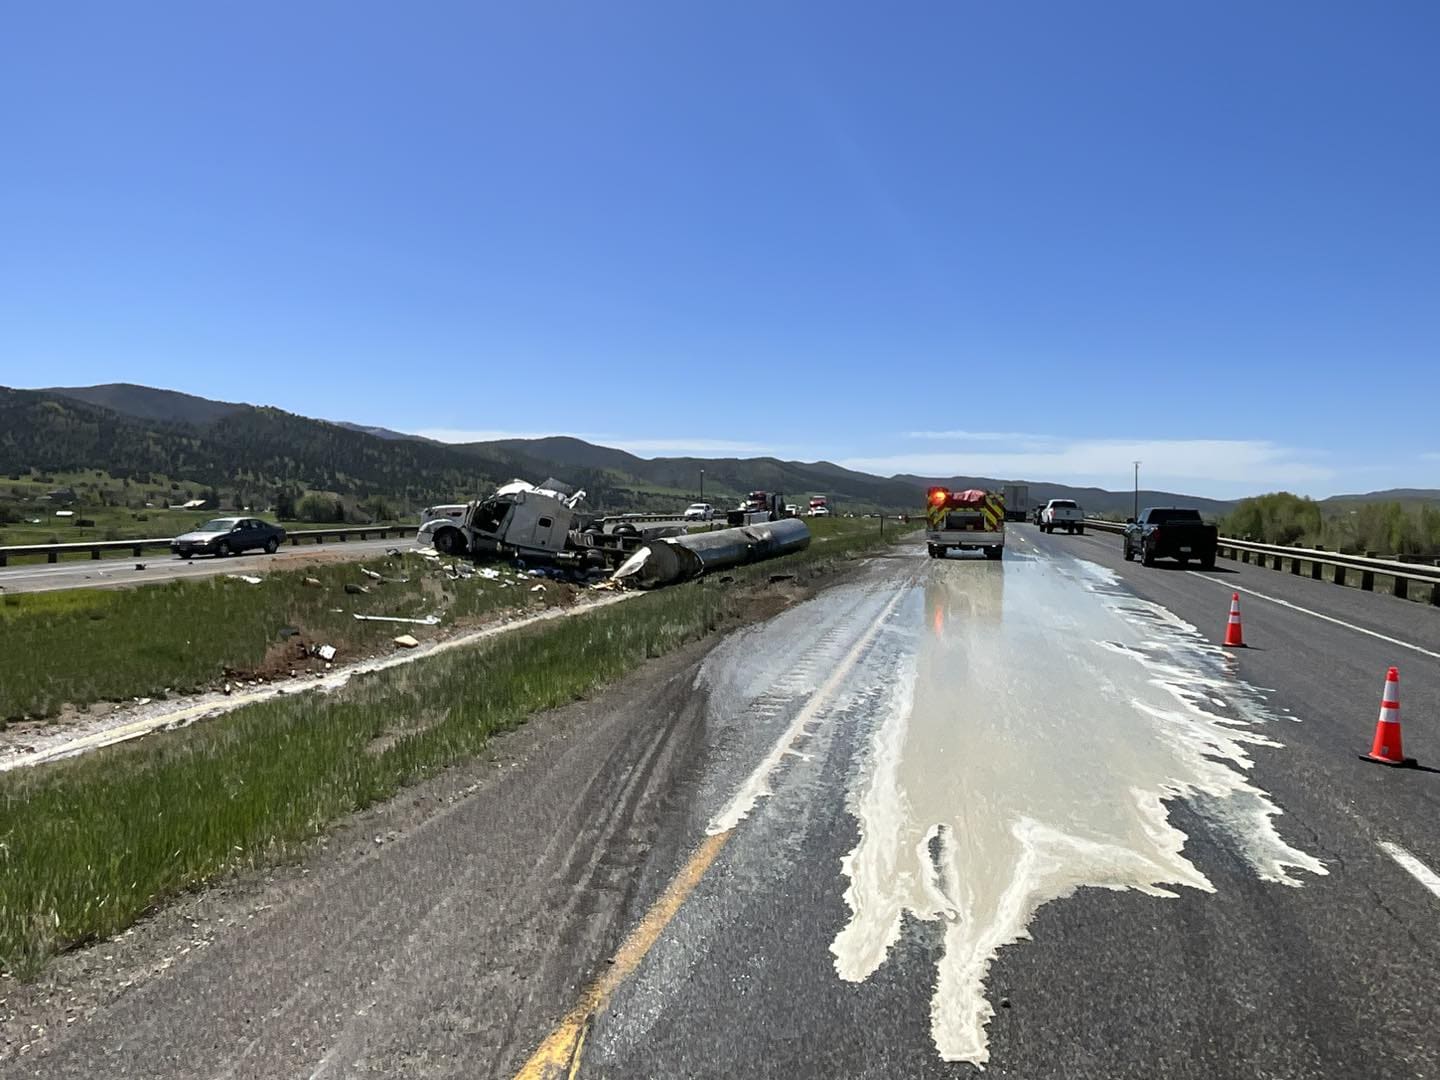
[927,530,1004,549]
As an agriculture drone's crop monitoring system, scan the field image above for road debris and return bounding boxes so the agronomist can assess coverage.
[359,567,383,581]
[351,614,442,626]
[530,584,546,593]
[343,583,370,596]
[385,547,401,556]
[134,563,147,571]
[226,574,263,585]
[392,634,420,649]
[302,576,323,588]
[315,644,337,662]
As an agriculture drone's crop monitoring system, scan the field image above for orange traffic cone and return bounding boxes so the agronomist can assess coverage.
[1362,667,1414,767]
[1223,593,1245,647]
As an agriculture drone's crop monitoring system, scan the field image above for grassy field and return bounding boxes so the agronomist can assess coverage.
[0,554,561,722]
[0,515,915,976]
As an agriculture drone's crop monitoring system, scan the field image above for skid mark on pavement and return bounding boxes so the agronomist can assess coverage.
[831,556,1325,1066]
[513,569,917,1078]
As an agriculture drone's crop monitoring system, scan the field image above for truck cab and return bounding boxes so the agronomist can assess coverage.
[1039,499,1084,534]
[418,479,584,559]
[926,488,1005,560]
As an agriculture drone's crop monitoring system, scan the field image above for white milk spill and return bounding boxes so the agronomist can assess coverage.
[830,555,1325,1066]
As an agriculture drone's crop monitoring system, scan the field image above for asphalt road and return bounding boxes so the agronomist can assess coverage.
[10,527,1440,1078]
[0,536,407,593]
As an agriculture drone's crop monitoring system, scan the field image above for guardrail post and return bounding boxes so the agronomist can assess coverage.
[91,548,101,560]
[1311,561,1322,580]
[1394,576,1409,601]
[1360,569,1374,591]
[133,545,143,557]
[338,532,347,542]
[316,534,325,543]
[0,554,6,567]
[47,550,58,563]
[359,530,368,541]
[1290,557,1301,575]
[1333,566,1346,587]
[290,536,298,546]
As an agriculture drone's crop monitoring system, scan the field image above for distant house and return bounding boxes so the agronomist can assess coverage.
[46,488,77,504]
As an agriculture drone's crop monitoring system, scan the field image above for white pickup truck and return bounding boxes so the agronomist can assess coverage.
[1039,499,1084,534]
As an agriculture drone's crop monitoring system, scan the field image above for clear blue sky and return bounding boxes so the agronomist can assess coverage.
[4,2,1437,498]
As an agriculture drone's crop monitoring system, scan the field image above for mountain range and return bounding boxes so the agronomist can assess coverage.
[6,383,1427,517]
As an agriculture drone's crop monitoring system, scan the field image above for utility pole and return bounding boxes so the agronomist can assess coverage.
[1132,461,1141,521]
[699,469,705,501]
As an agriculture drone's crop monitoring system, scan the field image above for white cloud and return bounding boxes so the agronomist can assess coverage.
[841,436,1334,495]
[906,430,1045,442]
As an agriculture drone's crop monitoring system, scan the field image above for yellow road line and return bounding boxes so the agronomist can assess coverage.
[514,576,914,1078]
[513,829,733,1079]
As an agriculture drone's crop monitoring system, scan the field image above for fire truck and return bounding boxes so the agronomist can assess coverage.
[925,487,1005,560]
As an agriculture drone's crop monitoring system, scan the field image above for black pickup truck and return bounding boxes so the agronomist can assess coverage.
[1123,507,1218,568]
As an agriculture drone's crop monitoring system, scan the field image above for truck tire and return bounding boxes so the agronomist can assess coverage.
[1141,545,1156,567]
[1200,553,1216,570]
[433,527,466,556]
[985,546,1003,561]
[1067,524,1075,534]
[928,544,942,559]
[1123,541,1133,562]
[1177,556,1189,567]
[1076,525,1085,534]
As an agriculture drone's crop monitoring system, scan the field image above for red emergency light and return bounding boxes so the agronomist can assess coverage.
[928,487,949,506]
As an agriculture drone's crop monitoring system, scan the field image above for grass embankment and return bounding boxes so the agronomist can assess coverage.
[0,555,560,722]
[0,516,915,976]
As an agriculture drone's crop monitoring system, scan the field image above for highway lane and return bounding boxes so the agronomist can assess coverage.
[12,534,1440,1078]
[0,536,408,593]
[578,535,1440,1078]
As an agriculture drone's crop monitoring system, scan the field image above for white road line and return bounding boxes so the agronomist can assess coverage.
[1378,842,1440,901]
[1186,573,1440,662]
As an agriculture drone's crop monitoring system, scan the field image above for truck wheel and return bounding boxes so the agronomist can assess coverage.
[1141,546,1156,567]
[434,527,465,556]
[1200,554,1216,570]
[985,546,1003,560]
[1123,542,1133,562]
[1176,556,1189,567]
[1076,525,1085,534]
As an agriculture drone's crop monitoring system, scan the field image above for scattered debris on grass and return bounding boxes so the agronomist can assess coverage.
[392,634,420,649]
[352,614,441,626]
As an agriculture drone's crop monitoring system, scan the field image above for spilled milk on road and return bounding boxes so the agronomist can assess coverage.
[828,552,1325,1065]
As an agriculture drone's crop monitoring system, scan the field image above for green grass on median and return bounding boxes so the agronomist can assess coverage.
[0,515,916,976]
[0,555,559,722]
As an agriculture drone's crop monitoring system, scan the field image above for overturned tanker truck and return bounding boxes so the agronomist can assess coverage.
[417,478,810,586]
[612,518,811,589]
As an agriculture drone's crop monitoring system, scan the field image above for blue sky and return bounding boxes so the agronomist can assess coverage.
[4,2,1437,498]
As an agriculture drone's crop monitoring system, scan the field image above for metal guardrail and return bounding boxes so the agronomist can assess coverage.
[0,525,414,567]
[1081,519,1440,603]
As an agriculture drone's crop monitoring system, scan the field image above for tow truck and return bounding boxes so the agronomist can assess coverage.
[925,487,1005,560]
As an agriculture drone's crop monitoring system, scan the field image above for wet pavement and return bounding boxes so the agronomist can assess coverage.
[578,538,1438,1078]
